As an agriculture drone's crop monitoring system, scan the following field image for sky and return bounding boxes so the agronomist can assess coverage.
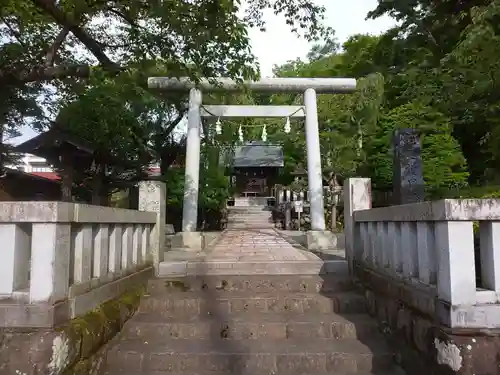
[247,0,396,77]
[13,0,397,145]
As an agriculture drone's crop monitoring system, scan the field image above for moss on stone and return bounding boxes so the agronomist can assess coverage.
[64,357,91,375]
[71,310,105,358]
[59,284,146,375]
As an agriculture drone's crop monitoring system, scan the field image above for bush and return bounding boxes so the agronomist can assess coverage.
[363,102,469,192]
[161,166,231,231]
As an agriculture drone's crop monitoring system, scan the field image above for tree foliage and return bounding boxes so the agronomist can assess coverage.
[0,0,333,208]
[362,102,468,193]
[3,0,500,226]
[1,0,330,87]
[0,0,331,151]
[365,0,500,184]
[270,24,472,196]
[268,0,500,196]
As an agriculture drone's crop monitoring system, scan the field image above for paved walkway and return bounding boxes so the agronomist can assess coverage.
[206,229,316,262]
[160,229,339,276]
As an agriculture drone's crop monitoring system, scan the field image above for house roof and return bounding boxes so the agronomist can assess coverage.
[14,128,95,161]
[231,142,284,168]
[15,128,94,157]
[15,127,148,169]
[29,171,60,181]
[4,168,61,184]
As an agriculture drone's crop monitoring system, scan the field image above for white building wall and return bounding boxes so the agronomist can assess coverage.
[8,154,53,173]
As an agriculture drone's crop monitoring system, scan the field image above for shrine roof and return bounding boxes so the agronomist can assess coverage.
[15,127,95,160]
[14,126,140,168]
[231,142,284,168]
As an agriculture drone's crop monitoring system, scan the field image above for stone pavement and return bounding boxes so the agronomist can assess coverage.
[160,229,346,277]
[206,229,318,262]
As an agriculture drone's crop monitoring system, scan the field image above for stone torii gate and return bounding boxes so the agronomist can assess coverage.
[148,77,356,249]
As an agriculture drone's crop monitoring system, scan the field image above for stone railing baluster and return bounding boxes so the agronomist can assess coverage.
[0,223,30,295]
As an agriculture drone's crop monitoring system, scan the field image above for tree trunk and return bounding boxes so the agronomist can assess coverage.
[0,125,5,178]
[60,153,73,202]
[331,203,337,232]
[328,173,338,232]
[357,122,363,156]
[91,162,104,205]
[61,170,73,202]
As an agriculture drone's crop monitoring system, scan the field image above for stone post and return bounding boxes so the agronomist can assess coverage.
[182,88,202,232]
[0,224,30,294]
[436,221,476,305]
[284,203,292,230]
[139,180,166,273]
[304,88,326,231]
[30,223,71,303]
[392,129,425,205]
[344,178,371,275]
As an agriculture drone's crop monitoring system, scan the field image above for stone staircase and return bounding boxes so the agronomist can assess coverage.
[227,197,273,229]
[104,274,403,375]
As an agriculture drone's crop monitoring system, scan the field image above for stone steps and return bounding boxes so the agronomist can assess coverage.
[227,206,270,212]
[137,291,367,316]
[104,272,402,375]
[226,216,270,219]
[227,209,270,212]
[157,259,347,277]
[226,219,272,223]
[106,337,395,374]
[226,220,271,224]
[226,217,271,222]
[148,275,354,293]
[227,215,271,219]
[227,212,270,217]
[105,372,402,375]
[227,205,273,229]
[226,215,273,228]
[232,197,271,206]
[227,207,271,213]
[121,312,379,340]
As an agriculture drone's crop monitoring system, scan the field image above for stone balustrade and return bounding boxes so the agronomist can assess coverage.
[274,185,341,206]
[345,178,500,329]
[0,180,166,327]
[275,186,306,204]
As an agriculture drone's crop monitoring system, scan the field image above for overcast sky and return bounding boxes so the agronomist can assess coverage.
[247,0,396,77]
[14,0,396,145]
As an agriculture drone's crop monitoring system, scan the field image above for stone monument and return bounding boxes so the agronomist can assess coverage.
[392,128,425,205]
[138,180,166,271]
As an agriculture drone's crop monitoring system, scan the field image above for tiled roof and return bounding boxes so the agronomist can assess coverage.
[28,171,60,181]
[230,142,284,168]
[27,167,162,181]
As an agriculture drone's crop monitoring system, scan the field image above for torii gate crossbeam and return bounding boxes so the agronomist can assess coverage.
[148,77,357,238]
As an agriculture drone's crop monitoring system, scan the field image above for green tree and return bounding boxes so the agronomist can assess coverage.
[363,102,469,193]
[1,0,332,176]
[1,0,331,87]
[367,0,500,184]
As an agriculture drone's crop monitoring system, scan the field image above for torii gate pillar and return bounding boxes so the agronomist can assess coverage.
[148,77,357,241]
[303,88,325,230]
[183,88,202,232]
